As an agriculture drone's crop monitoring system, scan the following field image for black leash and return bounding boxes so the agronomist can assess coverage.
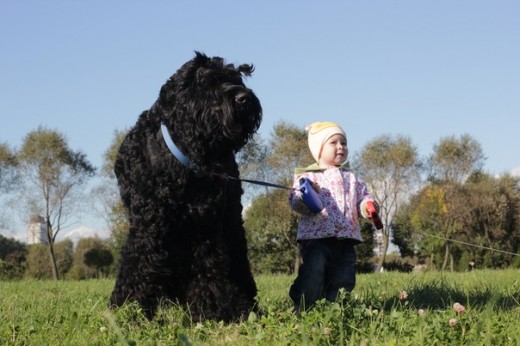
[160,123,293,190]
[227,176,293,190]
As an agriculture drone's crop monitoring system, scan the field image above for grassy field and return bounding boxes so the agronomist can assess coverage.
[1,270,519,345]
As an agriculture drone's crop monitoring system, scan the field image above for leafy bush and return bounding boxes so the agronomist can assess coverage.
[84,247,113,278]
[383,260,414,272]
[68,237,113,280]
[0,251,26,280]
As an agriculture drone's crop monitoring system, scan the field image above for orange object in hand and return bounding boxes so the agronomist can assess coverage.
[366,201,383,230]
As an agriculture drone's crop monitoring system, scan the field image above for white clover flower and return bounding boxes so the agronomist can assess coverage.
[448,318,457,327]
[453,303,465,314]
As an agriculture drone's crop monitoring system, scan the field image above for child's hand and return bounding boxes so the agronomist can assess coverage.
[299,177,324,213]
[361,200,384,230]
[360,200,380,219]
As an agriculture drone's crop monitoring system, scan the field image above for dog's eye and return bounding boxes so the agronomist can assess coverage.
[235,92,248,104]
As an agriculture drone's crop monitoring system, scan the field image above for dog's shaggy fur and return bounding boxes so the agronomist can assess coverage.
[109,52,262,322]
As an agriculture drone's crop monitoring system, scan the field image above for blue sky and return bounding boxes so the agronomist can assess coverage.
[1,1,519,237]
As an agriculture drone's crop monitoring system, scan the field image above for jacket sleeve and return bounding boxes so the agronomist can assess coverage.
[356,177,376,218]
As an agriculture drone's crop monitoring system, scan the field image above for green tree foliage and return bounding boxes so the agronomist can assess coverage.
[106,200,129,269]
[83,247,113,278]
[0,142,18,193]
[0,251,26,280]
[17,127,95,280]
[237,134,270,197]
[356,220,377,272]
[397,134,488,271]
[0,234,27,280]
[0,143,19,229]
[91,129,128,269]
[0,234,26,260]
[410,183,469,271]
[392,172,520,271]
[25,240,73,279]
[427,133,485,183]
[68,237,113,279]
[242,122,310,274]
[244,188,298,274]
[266,121,313,186]
[100,129,126,178]
[464,172,520,268]
[352,134,422,271]
[390,203,416,258]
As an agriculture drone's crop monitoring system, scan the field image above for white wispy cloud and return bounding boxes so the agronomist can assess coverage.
[6,225,110,244]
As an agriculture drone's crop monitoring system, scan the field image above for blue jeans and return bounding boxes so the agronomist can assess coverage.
[289,238,357,309]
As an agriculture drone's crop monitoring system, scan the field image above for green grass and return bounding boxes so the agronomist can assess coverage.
[1,270,519,345]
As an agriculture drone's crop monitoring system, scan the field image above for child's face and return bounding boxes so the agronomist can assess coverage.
[319,134,348,167]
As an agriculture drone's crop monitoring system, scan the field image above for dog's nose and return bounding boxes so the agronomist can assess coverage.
[235,92,248,104]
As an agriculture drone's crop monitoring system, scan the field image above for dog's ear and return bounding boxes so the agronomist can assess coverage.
[237,64,254,77]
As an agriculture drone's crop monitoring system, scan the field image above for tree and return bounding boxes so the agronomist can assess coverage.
[414,134,487,270]
[409,183,470,271]
[244,188,299,274]
[0,143,19,230]
[242,122,310,274]
[0,233,27,260]
[0,234,27,280]
[0,251,26,280]
[394,171,520,271]
[391,202,417,259]
[84,246,113,278]
[427,134,485,184]
[352,134,422,271]
[266,121,313,187]
[25,240,73,279]
[356,219,377,272]
[0,142,18,193]
[68,237,113,279]
[237,133,270,198]
[17,127,95,280]
[91,129,128,268]
[464,172,520,268]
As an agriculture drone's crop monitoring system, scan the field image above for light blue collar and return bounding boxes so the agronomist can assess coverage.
[160,123,199,172]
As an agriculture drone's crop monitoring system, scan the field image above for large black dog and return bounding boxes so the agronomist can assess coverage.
[109,52,262,322]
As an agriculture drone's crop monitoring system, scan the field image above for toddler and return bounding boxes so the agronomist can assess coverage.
[288,121,377,311]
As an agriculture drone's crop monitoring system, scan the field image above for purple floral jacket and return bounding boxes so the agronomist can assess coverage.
[289,165,374,243]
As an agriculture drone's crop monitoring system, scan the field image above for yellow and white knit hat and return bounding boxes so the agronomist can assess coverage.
[305,121,346,163]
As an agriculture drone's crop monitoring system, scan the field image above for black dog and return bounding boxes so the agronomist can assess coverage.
[109,52,262,322]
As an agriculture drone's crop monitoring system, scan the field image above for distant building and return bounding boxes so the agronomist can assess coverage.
[27,215,49,244]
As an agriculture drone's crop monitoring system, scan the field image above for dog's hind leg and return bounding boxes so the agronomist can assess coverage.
[183,237,256,322]
[109,232,170,319]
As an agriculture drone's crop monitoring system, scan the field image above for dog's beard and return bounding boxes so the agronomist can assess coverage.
[222,121,243,140]
[214,93,261,148]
